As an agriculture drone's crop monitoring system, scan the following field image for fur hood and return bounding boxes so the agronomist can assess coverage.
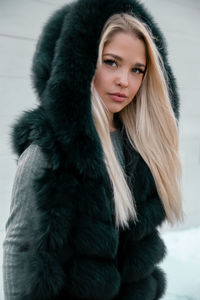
[9,0,179,299]
[11,0,179,157]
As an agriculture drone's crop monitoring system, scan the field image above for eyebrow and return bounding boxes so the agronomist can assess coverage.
[103,53,146,68]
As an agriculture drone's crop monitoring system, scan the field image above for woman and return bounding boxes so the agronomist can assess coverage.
[3,0,183,299]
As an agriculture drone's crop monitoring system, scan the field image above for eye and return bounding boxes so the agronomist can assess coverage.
[132,68,145,74]
[103,59,117,67]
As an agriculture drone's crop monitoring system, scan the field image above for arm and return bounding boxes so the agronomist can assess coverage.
[3,144,49,300]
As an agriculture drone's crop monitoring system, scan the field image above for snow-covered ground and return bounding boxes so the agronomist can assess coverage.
[160,226,200,300]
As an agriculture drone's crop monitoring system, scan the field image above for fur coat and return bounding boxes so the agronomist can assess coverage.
[10,0,180,299]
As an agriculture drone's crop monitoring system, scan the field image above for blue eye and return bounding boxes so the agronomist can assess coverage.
[103,59,117,67]
[103,59,145,75]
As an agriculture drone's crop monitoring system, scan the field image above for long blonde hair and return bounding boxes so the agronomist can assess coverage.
[90,13,184,230]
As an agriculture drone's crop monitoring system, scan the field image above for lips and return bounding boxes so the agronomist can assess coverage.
[109,93,127,102]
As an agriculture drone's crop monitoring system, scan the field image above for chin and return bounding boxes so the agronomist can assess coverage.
[108,105,125,114]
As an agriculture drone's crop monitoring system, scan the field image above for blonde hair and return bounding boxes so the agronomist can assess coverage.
[90,13,184,230]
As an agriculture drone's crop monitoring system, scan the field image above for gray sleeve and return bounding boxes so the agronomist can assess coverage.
[3,143,49,300]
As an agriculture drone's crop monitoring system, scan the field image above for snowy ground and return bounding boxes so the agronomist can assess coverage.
[160,226,200,300]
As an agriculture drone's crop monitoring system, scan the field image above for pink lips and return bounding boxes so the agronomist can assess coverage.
[109,93,127,102]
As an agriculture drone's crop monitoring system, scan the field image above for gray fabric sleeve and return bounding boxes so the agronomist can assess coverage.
[2,143,49,300]
[3,133,123,299]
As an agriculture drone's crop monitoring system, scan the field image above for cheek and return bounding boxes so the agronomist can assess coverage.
[94,70,104,90]
[130,77,143,95]
[94,69,111,93]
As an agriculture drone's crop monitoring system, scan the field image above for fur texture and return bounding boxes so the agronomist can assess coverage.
[10,0,180,299]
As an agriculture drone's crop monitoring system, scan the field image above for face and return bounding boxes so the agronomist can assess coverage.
[94,31,146,117]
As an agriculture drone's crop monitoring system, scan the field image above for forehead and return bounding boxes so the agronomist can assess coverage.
[103,32,146,64]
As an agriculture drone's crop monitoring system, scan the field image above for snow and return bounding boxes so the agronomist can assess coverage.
[160,226,200,300]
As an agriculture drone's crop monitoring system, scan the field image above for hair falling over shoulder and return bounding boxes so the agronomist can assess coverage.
[91,13,184,229]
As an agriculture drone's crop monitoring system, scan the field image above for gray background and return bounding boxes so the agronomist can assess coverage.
[0,0,200,299]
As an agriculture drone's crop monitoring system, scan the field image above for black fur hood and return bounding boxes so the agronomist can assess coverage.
[11,0,179,158]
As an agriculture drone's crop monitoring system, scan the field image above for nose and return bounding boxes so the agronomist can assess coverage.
[115,70,128,87]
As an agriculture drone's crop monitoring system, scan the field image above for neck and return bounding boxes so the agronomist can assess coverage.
[107,111,117,132]
[110,125,118,132]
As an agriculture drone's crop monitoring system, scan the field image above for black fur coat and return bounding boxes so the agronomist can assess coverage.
[10,0,180,299]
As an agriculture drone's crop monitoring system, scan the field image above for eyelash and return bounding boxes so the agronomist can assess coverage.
[103,59,145,74]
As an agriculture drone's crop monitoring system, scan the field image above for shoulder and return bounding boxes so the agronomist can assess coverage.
[17,143,50,178]
[4,144,49,235]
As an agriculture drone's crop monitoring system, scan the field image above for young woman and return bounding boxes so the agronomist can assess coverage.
[3,0,183,299]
